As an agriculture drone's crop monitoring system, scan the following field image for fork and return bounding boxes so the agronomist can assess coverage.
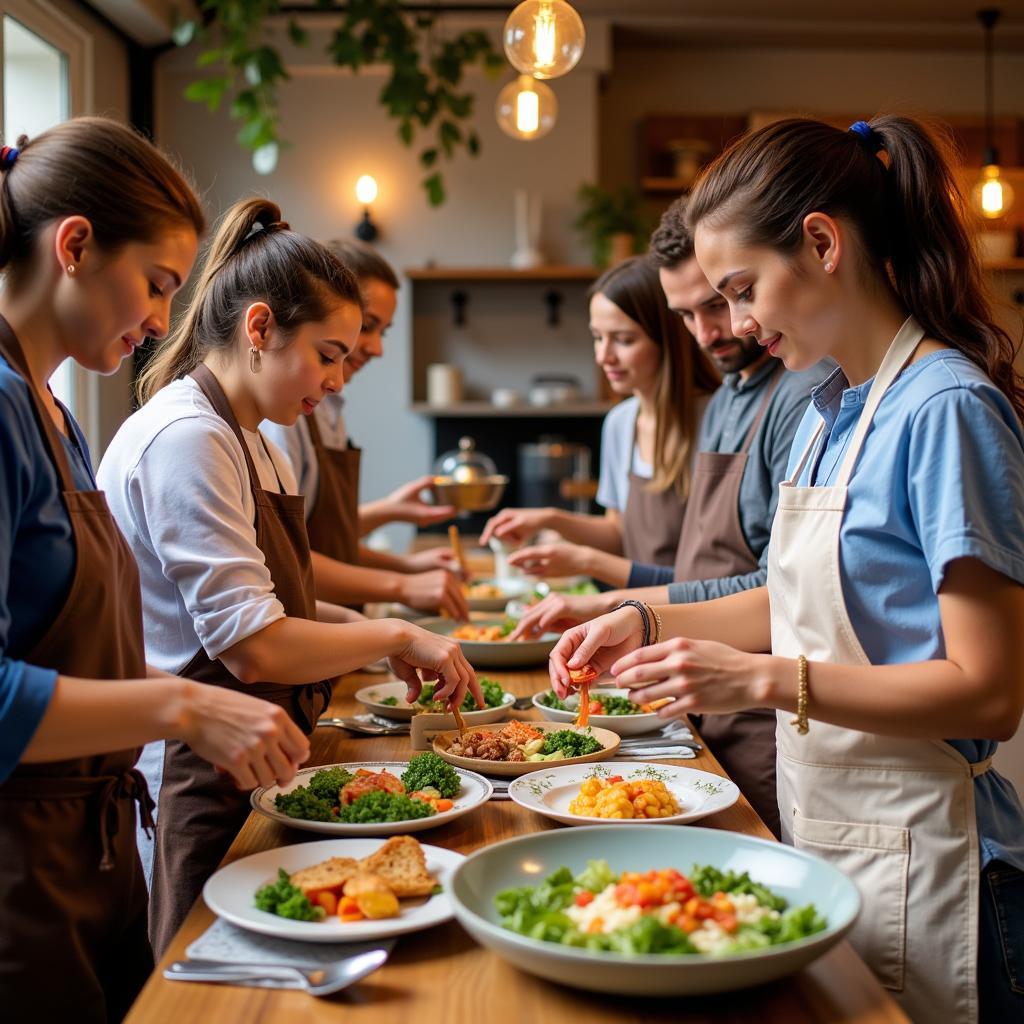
[164,947,389,996]
[316,716,409,735]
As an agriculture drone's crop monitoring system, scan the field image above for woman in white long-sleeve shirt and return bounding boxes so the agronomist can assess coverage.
[98,197,481,956]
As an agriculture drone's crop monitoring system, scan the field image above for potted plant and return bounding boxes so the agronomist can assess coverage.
[573,184,650,267]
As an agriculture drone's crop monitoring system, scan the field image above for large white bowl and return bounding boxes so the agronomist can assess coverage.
[532,687,666,736]
[418,616,559,668]
[450,825,860,996]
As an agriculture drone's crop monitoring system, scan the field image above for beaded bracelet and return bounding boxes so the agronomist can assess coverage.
[613,599,651,647]
[644,602,663,645]
[790,654,810,735]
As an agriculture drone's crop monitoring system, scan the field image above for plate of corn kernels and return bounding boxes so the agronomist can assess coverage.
[508,761,739,827]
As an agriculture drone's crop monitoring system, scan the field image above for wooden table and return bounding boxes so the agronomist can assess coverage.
[126,665,907,1024]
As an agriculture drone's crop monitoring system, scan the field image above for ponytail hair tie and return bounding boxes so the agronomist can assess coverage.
[848,120,884,156]
[0,146,19,170]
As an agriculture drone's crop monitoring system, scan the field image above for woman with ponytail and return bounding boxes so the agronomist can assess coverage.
[548,116,1024,1022]
[0,118,309,1023]
[99,197,482,956]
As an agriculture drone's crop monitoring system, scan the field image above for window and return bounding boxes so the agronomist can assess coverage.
[1,1,93,435]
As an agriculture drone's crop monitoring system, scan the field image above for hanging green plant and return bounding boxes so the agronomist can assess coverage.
[174,0,506,205]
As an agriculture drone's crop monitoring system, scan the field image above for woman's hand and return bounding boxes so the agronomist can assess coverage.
[402,546,463,577]
[387,622,484,710]
[479,507,551,546]
[548,606,646,697]
[507,541,594,578]
[381,476,456,526]
[398,568,469,620]
[612,637,769,719]
[510,592,615,640]
[179,681,310,791]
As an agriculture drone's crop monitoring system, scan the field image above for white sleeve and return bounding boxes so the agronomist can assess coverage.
[126,415,286,660]
[596,404,627,511]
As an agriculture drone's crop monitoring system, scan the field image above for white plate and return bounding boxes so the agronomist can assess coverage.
[355,681,514,724]
[532,688,666,736]
[418,615,559,668]
[509,761,739,826]
[203,838,463,943]
[465,577,532,611]
[250,761,492,836]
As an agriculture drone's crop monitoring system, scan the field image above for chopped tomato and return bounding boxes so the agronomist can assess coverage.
[574,890,595,907]
[337,896,364,922]
[434,798,454,812]
[315,891,338,915]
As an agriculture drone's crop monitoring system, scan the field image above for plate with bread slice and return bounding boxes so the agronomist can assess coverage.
[202,835,464,942]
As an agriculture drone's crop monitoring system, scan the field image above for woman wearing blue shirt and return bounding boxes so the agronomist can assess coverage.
[0,118,308,1023]
[550,115,1024,1023]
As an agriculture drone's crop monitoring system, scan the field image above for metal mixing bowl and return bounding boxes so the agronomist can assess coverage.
[429,474,509,512]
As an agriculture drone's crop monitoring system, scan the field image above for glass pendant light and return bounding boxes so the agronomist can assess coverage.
[503,0,585,80]
[971,8,1014,219]
[496,75,557,140]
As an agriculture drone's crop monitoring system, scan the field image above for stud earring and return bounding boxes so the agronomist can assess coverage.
[823,261,834,274]
[67,264,76,275]
[249,345,263,374]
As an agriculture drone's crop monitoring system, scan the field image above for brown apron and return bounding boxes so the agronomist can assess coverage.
[0,317,155,1024]
[675,363,785,837]
[148,364,332,958]
[304,409,361,565]
[621,413,687,567]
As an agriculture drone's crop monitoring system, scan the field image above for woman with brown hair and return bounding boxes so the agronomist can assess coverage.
[550,116,1024,1022]
[0,118,309,1023]
[263,239,469,619]
[481,254,718,582]
[100,197,481,956]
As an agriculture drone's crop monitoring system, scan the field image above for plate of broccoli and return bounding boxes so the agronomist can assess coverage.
[355,676,514,723]
[250,754,493,836]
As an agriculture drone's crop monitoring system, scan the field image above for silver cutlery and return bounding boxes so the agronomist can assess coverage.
[316,715,409,735]
[617,738,701,751]
[164,947,388,996]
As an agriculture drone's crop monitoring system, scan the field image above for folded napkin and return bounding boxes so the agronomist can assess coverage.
[186,917,396,967]
[615,746,696,759]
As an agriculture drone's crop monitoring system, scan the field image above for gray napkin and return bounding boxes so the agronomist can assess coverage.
[186,917,396,967]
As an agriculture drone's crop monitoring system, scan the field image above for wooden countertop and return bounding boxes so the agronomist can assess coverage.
[125,665,907,1024]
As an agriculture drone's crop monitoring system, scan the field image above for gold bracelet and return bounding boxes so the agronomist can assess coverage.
[644,602,663,645]
[790,655,809,735]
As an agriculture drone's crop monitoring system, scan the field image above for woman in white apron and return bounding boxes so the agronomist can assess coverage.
[480,255,718,578]
[549,115,1024,1023]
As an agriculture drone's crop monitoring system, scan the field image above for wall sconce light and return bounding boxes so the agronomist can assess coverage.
[354,174,380,241]
[972,8,1014,220]
[496,75,557,141]
[503,0,585,80]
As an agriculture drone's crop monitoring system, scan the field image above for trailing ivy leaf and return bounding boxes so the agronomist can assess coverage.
[230,89,260,121]
[423,172,445,207]
[246,47,288,88]
[172,19,197,48]
[443,92,473,119]
[237,115,276,151]
[467,130,480,157]
[399,120,414,146]
[184,76,230,112]
[197,48,224,69]
[439,119,461,157]
[420,148,438,168]
[287,19,309,47]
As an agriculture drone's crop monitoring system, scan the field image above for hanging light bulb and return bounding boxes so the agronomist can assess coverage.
[496,75,557,141]
[503,0,585,80]
[972,9,1014,219]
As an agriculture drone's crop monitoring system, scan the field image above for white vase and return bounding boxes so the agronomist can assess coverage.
[511,188,544,269]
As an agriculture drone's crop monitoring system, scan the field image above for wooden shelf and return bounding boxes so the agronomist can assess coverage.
[405,266,600,282]
[410,401,613,418]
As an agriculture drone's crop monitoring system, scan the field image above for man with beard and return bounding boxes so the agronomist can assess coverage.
[516,197,831,835]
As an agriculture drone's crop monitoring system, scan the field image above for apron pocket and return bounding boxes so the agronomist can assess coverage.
[792,808,909,991]
[985,862,1024,995]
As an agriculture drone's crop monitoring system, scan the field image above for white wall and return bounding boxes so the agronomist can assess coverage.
[156,25,600,550]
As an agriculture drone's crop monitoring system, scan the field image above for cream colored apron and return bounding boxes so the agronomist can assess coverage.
[768,316,990,1024]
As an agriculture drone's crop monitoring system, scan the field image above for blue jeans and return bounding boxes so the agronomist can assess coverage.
[978,860,1024,1022]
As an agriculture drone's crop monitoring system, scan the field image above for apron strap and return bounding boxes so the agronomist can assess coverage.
[0,314,79,493]
[189,364,269,498]
[738,362,785,454]
[834,316,925,488]
[785,420,827,486]
[305,404,325,450]
[969,756,993,779]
